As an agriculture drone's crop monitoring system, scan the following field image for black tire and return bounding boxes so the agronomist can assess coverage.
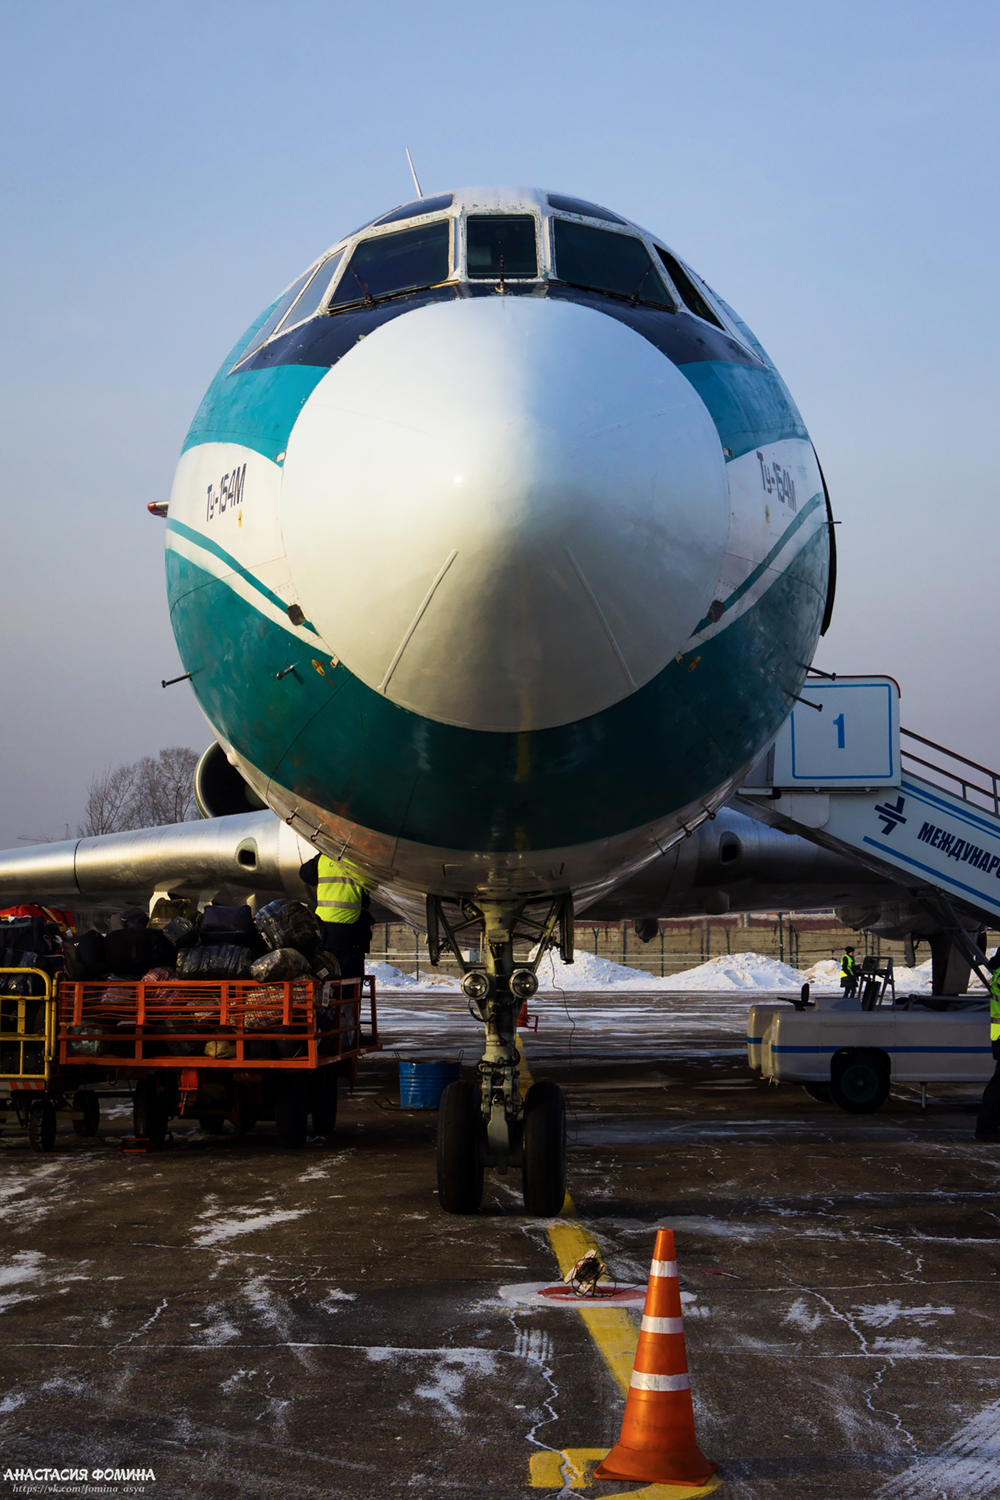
[275,1079,309,1148]
[72,1090,100,1138]
[802,1083,832,1103]
[133,1077,170,1148]
[522,1080,567,1216]
[27,1098,57,1152]
[437,1080,484,1214]
[309,1067,338,1139]
[830,1052,890,1114]
[233,1084,257,1134]
[198,1115,227,1135]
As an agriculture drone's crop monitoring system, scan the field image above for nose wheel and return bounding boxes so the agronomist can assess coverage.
[430,894,572,1216]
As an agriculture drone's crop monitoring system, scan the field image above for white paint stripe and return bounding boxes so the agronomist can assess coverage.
[650,1259,678,1278]
[630,1370,690,1392]
[379,548,459,693]
[564,547,637,690]
[641,1315,684,1335]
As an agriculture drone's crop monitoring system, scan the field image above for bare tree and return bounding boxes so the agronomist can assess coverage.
[78,748,200,836]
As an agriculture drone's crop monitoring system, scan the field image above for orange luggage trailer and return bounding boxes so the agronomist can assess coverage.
[57,976,380,1073]
[55,976,382,1150]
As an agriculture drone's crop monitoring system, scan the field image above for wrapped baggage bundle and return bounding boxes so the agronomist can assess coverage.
[148,896,200,930]
[177,945,254,980]
[142,966,177,983]
[66,1023,107,1057]
[104,927,175,978]
[313,950,342,981]
[199,904,264,954]
[162,917,199,949]
[254,900,324,956]
[62,929,107,980]
[249,948,310,983]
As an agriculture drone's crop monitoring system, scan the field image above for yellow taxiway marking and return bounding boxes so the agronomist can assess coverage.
[528,1448,722,1496]
[520,1036,722,1493]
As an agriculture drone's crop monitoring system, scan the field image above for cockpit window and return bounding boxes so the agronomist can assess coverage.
[552,220,672,306]
[277,250,346,331]
[466,215,537,278]
[373,194,454,227]
[547,193,626,225]
[328,221,452,310]
[655,248,724,328]
[233,266,316,366]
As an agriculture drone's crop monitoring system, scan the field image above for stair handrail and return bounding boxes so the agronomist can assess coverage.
[901,727,1000,816]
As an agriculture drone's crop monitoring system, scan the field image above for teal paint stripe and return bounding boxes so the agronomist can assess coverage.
[678,359,807,461]
[165,517,319,635]
[166,523,828,851]
[692,492,824,634]
[179,303,329,463]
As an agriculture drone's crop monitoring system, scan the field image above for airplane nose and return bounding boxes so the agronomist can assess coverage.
[280,296,729,733]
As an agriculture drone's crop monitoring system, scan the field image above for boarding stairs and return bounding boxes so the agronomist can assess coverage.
[735,676,1000,982]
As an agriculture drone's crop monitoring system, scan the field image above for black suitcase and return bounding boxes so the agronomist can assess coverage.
[104,927,175,978]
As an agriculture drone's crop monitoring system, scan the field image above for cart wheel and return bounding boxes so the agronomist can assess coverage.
[27,1098,57,1152]
[275,1081,308,1148]
[133,1078,169,1148]
[309,1068,338,1140]
[436,1080,484,1214]
[830,1051,890,1114]
[72,1090,100,1137]
[233,1085,257,1135]
[802,1083,832,1104]
[198,1115,227,1135]
[522,1080,567,1216]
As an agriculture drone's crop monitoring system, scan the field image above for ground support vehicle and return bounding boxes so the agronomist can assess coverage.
[56,975,380,1149]
[1,967,105,1150]
[754,1000,993,1112]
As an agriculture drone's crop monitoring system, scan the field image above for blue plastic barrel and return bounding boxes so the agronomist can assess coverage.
[399,1060,461,1109]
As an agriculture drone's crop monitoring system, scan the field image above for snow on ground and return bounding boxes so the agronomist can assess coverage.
[367,951,938,994]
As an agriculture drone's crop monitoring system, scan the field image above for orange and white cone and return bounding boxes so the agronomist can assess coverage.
[595,1228,717,1487]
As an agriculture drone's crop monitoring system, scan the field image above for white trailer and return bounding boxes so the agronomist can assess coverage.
[751,1002,993,1112]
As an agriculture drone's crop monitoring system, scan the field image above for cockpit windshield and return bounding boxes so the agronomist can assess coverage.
[233,266,316,365]
[466,216,537,279]
[373,194,453,227]
[552,220,672,307]
[654,248,724,328]
[276,250,346,331]
[547,194,625,224]
[328,221,451,310]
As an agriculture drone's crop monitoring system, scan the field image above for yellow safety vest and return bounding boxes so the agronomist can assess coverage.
[840,953,857,981]
[316,856,366,925]
[990,967,1000,1041]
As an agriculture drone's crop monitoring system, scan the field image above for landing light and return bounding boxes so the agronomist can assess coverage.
[461,971,491,1002]
[511,969,538,1001]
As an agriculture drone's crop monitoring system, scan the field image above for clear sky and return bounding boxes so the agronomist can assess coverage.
[1,0,997,849]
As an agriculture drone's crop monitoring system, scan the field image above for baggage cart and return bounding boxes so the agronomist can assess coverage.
[56,974,381,1149]
[1,967,104,1150]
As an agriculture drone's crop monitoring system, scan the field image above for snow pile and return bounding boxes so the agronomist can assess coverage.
[366,960,460,992]
[802,956,935,993]
[534,948,806,992]
[369,951,941,994]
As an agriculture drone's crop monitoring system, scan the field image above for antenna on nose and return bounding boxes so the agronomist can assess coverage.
[405,147,424,199]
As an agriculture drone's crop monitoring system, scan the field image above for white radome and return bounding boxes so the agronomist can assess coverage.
[281,295,729,733]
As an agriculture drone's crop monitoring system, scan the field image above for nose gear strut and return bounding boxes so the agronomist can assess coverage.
[428,892,572,1215]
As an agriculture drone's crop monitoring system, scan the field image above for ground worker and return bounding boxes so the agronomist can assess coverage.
[840,946,859,999]
[975,955,1000,1140]
[299,852,373,982]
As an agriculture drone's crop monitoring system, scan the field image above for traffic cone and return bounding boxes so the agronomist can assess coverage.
[594,1229,717,1486]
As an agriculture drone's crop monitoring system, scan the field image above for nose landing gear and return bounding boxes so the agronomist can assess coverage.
[429,894,571,1216]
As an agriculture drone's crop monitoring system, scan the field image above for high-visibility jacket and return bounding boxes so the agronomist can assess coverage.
[990,966,1000,1041]
[840,952,857,983]
[316,856,366,925]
